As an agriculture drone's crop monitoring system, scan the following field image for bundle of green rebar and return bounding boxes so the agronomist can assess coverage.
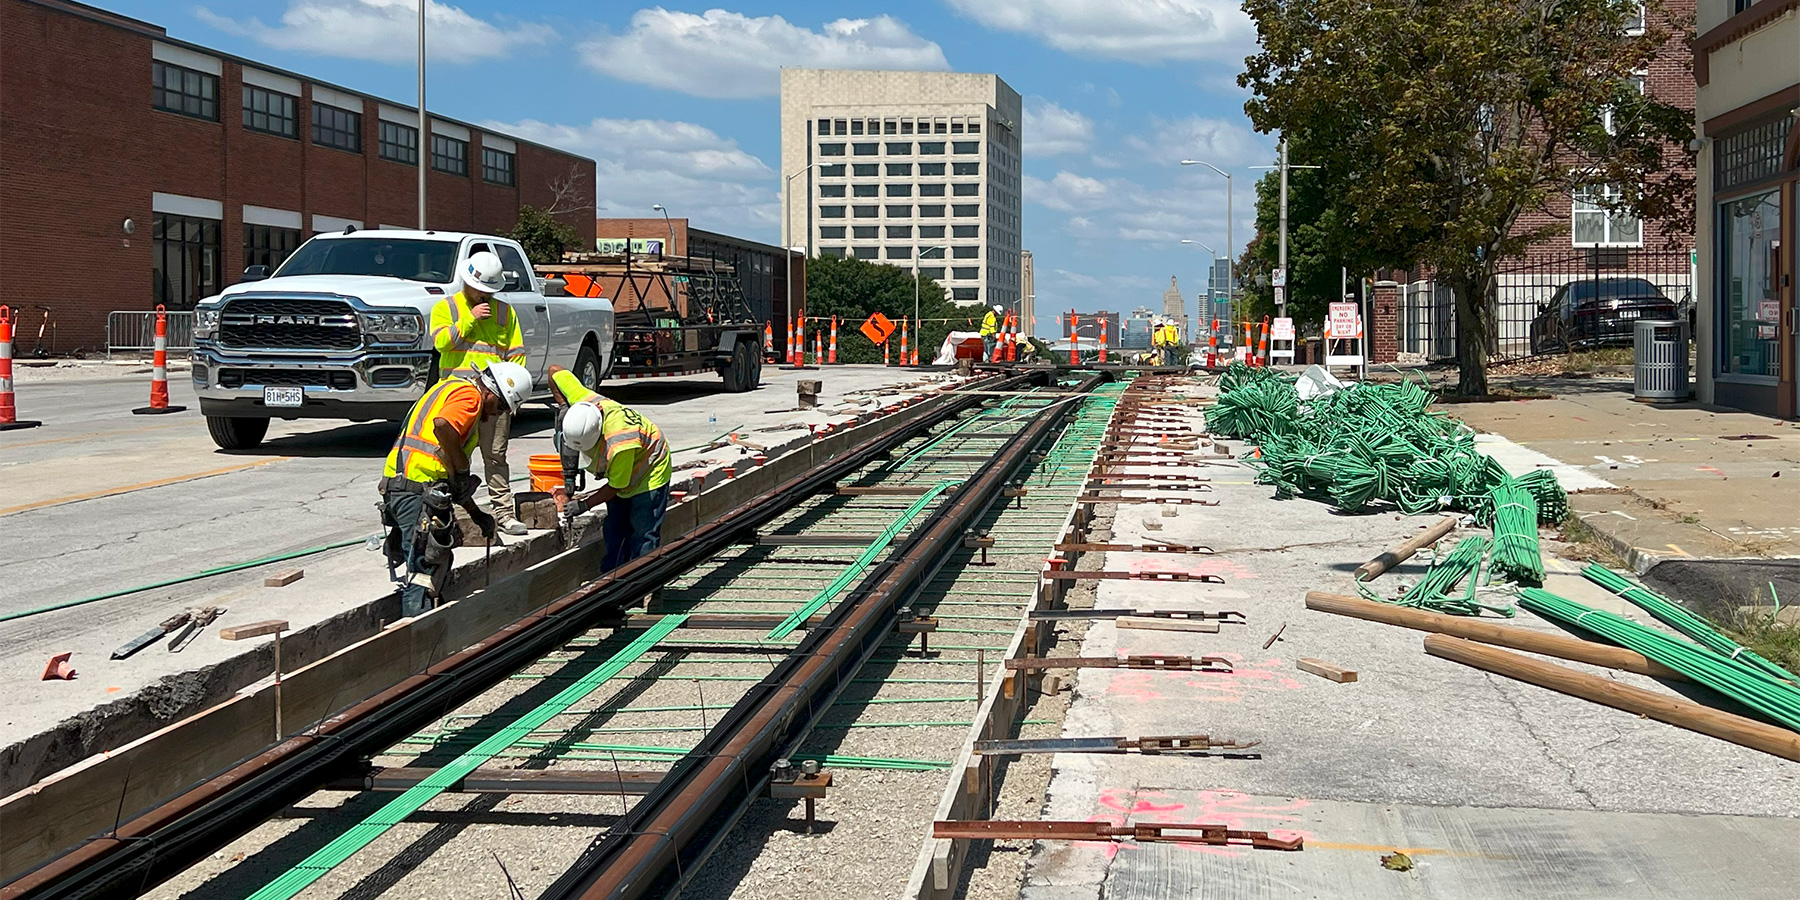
[1384,535,1514,617]
[1486,477,1544,587]
[1583,564,1797,684]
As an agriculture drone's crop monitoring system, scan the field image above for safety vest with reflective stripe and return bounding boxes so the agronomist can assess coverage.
[430,290,526,380]
[382,377,482,484]
[980,310,999,337]
[552,370,670,497]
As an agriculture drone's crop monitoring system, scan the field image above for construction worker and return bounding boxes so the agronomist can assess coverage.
[379,360,531,616]
[980,304,1002,362]
[546,364,673,571]
[431,251,529,535]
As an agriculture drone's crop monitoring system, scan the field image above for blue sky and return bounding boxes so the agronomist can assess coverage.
[112,0,1275,323]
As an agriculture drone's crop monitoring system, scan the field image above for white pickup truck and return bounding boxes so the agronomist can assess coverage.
[191,230,614,450]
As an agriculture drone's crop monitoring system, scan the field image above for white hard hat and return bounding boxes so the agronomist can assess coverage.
[992,304,1004,313]
[562,402,602,469]
[462,251,507,293]
[477,360,531,416]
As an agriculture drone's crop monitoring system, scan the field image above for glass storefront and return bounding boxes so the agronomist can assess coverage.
[1717,189,1781,378]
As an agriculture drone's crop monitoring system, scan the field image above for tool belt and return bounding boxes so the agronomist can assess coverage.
[379,475,428,496]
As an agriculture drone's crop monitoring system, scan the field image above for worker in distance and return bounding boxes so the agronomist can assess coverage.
[546,364,673,571]
[378,359,531,617]
[981,303,1003,361]
[430,250,530,536]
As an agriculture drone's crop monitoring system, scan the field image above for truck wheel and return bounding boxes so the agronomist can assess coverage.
[743,342,763,390]
[206,416,269,451]
[722,341,754,393]
[575,343,603,390]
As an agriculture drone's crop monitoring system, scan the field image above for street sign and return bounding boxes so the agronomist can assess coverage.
[1272,267,1287,287]
[1328,302,1359,338]
[1271,317,1295,341]
[1273,286,1285,308]
[860,311,896,343]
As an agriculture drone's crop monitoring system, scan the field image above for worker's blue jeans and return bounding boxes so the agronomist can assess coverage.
[601,484,670,572]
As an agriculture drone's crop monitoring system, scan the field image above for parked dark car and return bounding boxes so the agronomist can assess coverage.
[1529,277,1677,354]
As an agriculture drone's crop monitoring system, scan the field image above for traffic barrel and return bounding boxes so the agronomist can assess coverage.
[900,318,909,367]
[829,316,838,364]
[1069,313,1080,365]
[884,334,891,366]
[1207,318,1219,367]
[1098,316,1109,364]
[0,305,43,430]
[1257,315,1271,367]
[764,321,775,363]
[133,305,188,415]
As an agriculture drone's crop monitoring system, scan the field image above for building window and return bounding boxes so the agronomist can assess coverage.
[920,267,946,279]
[886,205,913,217]
[952,183,980,197]
[153,61,217,121]
[887,163,913,176]
[853,142,879,156]
[853,184,879,197]
[951,119,965,134]
[886,142,912,155]
[953,141,980,154]
[816,117,829,134]
[919,205,945,218]
[820,246,846,258]
[854,205,879,218]
[953,204,980,218]
[312,103,361,152]
[820,205,846,218]
[919,162,945,176]
[851,120,864,135]
[953,246,980,259]
[919,225,945,239]
[242,85,297,137]
[243,223,302,272]
[1624,1,1645,33]
[853,246,878,259]
[820,142,846,156]
[1715,117,1794,192]
[884,119,898,135]
[887,246,912,259]
[379,120,419,164]
[152,213,220,309]
[1571,184,1640,246]
[901,121,914,135]
[1601,72,1647,135]
[834,119,847,135]
[820,185,846,198]
[920,142,946,155]
[887,184,913,197]
[820,164,846,177]
[1718,189,1781,378]
[432,134,468,176]
[820,226,845,239]
[953,287,979,301]
[969,120,982,134]
[853,163,879,177]
[953,225,980,238]
[482,147,516,186]
[920,184,946,197]
[886,225,913,238]
[853,225,880,239]
[953,162,981,176]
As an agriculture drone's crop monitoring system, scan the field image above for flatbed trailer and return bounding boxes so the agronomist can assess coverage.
[539,250,765,392]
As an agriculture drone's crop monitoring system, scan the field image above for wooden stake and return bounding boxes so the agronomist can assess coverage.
[1424,635,1800,764]
[1353,516,1459,582]
[1297,658,1358,682]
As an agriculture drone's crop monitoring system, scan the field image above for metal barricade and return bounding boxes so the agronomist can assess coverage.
[1633,319,1689,401]
[107,310,195,359]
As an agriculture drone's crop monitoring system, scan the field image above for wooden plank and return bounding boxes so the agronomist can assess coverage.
[1304,591,1685,681]
[1117,616,1221,634]
[262,569,304,588]
[219,619,289,641]
[1353,516,1460,581]
[1297,657,1358,682]
[1424,635,1800,764]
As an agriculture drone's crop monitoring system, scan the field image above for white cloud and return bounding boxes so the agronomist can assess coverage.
[1026,167,1236,251]
[945,0,1255,65]
[579,9,948,99]
[1024,172,1111,213]
[1129,115,1271,168]
[1023,98,1093,156]
[196,0,550,63]
[487,117,779,239]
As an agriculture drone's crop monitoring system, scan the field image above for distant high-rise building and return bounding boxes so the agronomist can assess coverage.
[780,69,1024,309]
[1161,277,1187,337]
[1020,249,1034,334]
[1206,258,1236,329]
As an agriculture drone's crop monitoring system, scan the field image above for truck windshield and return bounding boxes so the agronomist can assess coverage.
[273,238,459,283]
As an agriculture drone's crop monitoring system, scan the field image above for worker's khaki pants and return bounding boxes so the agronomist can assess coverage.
[479,410,515,522]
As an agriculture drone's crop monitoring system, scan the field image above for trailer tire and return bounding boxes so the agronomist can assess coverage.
[722,340,756,393]
[206,415,269,451]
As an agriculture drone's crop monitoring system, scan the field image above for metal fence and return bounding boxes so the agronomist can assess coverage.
[1396,248,1693,361]
[106,310,195,359]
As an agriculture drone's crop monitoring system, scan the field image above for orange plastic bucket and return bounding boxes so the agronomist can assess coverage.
[528,454,565,493]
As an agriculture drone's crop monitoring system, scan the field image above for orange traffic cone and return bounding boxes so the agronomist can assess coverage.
[133,304,187,415]
[42,651,75,681]
[0,305,42,431]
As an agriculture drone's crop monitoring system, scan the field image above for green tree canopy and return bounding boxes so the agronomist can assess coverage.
[1239,0,1692,393]
[803,255,984,364]
[504,205,580,267]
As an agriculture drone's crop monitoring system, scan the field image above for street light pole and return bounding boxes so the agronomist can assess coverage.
[1179,159,1232,327]
[416,0,426,229]
[1180,239,1220,342]
[1250,139,1318,319]
[650,204,675,258]
[782,164,824,360]
[915,245,947,364]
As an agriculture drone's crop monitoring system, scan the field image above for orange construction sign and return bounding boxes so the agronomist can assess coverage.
[860,311,896,344]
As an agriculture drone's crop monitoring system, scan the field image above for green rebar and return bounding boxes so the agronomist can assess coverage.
[1583,564,1797,684]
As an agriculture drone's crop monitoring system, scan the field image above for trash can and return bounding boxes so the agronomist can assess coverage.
[1633,319,1689,401]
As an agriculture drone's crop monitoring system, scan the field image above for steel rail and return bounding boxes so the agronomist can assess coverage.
[2,372,1047,900]
[540,372,1110,900]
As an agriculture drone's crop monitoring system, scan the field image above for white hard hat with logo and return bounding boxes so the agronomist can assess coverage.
[462,251,507,294]
[562,402,603,469]
[477,360,531,416]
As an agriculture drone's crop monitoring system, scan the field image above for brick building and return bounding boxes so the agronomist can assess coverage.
[0,0,595,352]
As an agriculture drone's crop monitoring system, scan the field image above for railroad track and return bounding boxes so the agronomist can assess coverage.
[10,369,1134,900]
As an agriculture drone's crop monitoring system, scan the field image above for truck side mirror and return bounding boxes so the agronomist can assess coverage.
[502,270,523,292]
[242,265,270,282]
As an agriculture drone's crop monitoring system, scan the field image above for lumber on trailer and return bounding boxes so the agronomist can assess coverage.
[1305,591,1685,681]
[1353,516,1460,581]
[1423,635,1800,764]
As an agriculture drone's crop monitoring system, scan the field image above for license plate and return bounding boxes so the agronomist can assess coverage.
[1620,309,1640,319]
[264,386,305,407]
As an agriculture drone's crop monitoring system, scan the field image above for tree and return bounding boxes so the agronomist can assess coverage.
[505,205,579,266]
[1240,0,1692,394]
[803,255,977,364]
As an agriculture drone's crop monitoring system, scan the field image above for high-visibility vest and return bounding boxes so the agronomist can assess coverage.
[383,377,481,484]
[980,311,999,337]
[431,291,525,380]
[552,369,671,497]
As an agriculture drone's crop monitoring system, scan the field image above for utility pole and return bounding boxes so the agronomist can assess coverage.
[1277,139,1288,318]
[1178,159,1232,334]
[416,0,426,229]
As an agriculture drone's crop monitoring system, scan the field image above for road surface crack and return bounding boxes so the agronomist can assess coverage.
[1485,672,1600,809]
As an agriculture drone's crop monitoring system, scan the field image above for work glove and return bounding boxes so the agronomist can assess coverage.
[450,472,480,503]
[467,506,497,541]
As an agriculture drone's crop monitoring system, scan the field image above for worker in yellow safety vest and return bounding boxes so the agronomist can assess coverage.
[378,360,531,616]
[547,365,674,571]
[980,304,1002,362]
[430,250,530,536]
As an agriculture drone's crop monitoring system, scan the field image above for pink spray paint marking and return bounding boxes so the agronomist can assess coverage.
[1089,788,1315,857]
[1102,651,1305,704]
[1124,555,1260,580]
